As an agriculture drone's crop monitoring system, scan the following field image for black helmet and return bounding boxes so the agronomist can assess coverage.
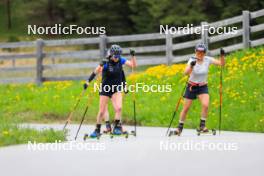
[110,44,122,57]
[195,43,207,53]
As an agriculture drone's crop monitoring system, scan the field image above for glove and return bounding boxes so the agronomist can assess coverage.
[190,60,196,67]
[83,83,89,90]
[130,49,135,56]
[220,48,225,56]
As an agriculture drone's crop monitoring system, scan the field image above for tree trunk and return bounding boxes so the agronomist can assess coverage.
[6,0,12,29]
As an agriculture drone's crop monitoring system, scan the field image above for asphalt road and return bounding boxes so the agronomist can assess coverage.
[0,124,263,176]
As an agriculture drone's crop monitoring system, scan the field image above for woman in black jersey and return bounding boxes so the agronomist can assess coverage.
[84,45,136,138]
[102,52,128,134]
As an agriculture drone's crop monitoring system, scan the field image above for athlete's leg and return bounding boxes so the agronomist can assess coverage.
[90,95,109,137]
[172,98,193,134]
[96,95,109,124]
[179,98,193,122]
[111,92,123,134]
[198,93,210,130]
[103,104,112,133]
[103,104,109,122]
[111,92,123,121]
[198,93,209,119]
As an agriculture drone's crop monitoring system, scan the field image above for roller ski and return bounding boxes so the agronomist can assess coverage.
[196,126,216,136]
[110,131,129,139]
[196,118,216,136]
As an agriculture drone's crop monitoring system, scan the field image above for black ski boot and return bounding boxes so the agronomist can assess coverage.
[196,119,213,135]
[198,119,209,132]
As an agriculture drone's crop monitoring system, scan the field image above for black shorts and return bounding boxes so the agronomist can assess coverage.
[99,84,123,98]
[183,84,209,100]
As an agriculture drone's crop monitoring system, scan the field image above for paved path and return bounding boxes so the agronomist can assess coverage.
[0,124,263,176]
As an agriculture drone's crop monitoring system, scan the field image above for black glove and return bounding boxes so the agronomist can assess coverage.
[190,60,196,67]
[220,48,225,56]
[83,83,88,90]
[130,49,135,56]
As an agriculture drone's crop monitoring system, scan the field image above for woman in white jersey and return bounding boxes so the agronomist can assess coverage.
[173,43,225,135]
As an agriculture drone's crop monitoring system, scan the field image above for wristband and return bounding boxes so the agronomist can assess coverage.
[88,72,96,82]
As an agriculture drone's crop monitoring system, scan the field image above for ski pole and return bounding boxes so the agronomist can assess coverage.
[74,105,89,140]
[129,49,137,136]
[166,78,188,136]
[74,76,99,140]
[219,66,223,135]
[63,89,85,130]
[74,89,95,140]
[132,66,137,136]
[219,48,225,135]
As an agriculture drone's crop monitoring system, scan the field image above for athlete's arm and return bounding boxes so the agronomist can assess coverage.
[124,49,137,68]
[211,49,225,66]
[184,65,192,75]
[125,56,136,68]
[184,60,196,75]
[83,65,103,89]
[94,64,103,74]
[211,57,225,66]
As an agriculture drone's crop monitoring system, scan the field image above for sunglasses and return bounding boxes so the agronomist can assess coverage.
[113,55,121,59]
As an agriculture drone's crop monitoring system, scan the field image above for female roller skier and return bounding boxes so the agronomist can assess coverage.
[83,44,136,138]
[102,52,128,134]
[172,43,225,135]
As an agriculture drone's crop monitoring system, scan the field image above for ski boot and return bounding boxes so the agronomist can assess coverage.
[113,123,123,135]
[89,129,101,139]
[169,127,182,137]
[111,122,128,138]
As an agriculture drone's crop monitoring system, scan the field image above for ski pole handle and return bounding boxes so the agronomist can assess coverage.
[220,48,225,56]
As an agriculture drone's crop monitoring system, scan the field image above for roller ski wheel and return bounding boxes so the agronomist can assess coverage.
[123,131,129,138]
[197,131,201,136]
[130,130,136,137]
[212,129,216,135]
[83,133,89,141]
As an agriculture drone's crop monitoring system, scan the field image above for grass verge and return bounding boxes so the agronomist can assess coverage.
[0,46,264,133]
